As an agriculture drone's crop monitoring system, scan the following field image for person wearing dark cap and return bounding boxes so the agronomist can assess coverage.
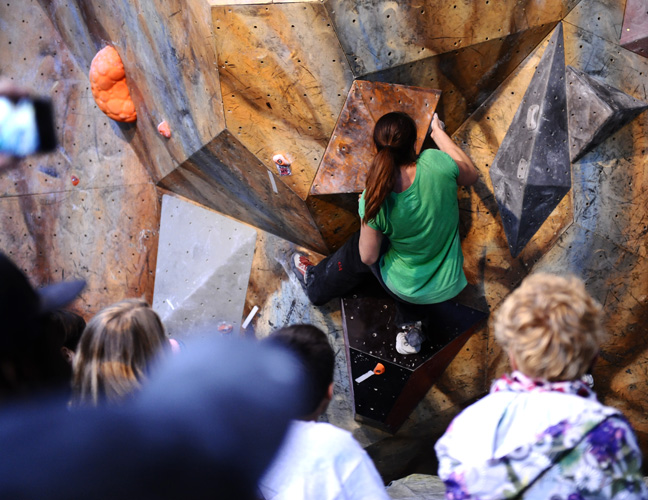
[0,252,85,401]
[260,324,389,500]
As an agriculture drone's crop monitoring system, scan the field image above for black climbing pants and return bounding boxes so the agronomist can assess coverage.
[305,231,457,328]
[305,231,371,305]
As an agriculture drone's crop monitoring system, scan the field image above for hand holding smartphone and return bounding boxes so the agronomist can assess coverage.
[0,96,57,157]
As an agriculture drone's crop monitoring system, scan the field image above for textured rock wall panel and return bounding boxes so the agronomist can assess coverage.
[323,0,581,76]
[566,0,625,45]
[363,24,556,133]
[0,2,152,197]
[158,130,328,254]
[305,194,361,252]
[0,183,160,318]
[213,3,354,200]
[312,81,440,195]
[38,0,225,182]
[455,13,648,463]
[0,1,161,317]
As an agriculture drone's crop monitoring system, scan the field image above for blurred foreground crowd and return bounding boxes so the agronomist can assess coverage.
[0,251,645,500]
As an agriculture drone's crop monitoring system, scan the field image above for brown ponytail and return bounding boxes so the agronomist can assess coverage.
[363,112,418,223]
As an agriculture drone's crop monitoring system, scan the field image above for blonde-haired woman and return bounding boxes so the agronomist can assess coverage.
[72,299,167,406]
[435,273,647,500]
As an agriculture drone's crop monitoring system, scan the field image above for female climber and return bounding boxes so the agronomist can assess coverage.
[292,111,478,355]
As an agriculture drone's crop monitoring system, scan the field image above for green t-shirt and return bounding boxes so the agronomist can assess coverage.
[358,149,467,304]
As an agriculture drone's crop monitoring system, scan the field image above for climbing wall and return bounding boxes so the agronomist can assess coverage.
[620,0,648,57]
[489,24,571,258]
[0,1,161,316]
[312,81,440,195]
[453,4,648,466]
[4,0,648,480]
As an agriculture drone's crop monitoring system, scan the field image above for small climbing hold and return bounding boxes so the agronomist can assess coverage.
[71,175,79,186]
[157,120,171,138]
[217,321,233,334]
[89,46,137,123]
[273,153,292,176]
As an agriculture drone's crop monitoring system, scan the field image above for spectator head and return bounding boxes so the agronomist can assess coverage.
[42,309,86,365]
[494,273,606,381]
[267,324,334,420]
[72,299,167,406]
[0,252,85,400]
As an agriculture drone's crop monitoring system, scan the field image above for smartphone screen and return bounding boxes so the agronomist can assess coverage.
[0,97,57,157]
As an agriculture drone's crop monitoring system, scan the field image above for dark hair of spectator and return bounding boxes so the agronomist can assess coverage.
[42,309,86,351]
[267,324,334,415]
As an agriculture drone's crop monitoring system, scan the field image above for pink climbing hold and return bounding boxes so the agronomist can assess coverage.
[273,153,292,176]
[157,120,171,138]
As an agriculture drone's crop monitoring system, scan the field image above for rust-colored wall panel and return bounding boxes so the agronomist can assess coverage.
[213,2,354,200]
[363,24,556,134]
[306,193,361,252]
[38,0,225,182]
[357,81,440,135]
[311,83,376,196]
[312,81,440,195]
[0,183,160,318]
[324,0,580,76]
[158,130,328,254]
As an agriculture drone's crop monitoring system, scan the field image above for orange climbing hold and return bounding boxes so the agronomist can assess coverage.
[157,120,171,138]
[89,46,137,123]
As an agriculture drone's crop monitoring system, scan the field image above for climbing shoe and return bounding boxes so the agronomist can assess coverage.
[291,252,313,286]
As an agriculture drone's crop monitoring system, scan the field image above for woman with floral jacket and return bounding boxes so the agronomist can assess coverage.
[435,273,647,500]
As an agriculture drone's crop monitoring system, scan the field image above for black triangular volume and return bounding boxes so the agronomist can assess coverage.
[489,23,570,258]
[566,66,648,162]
